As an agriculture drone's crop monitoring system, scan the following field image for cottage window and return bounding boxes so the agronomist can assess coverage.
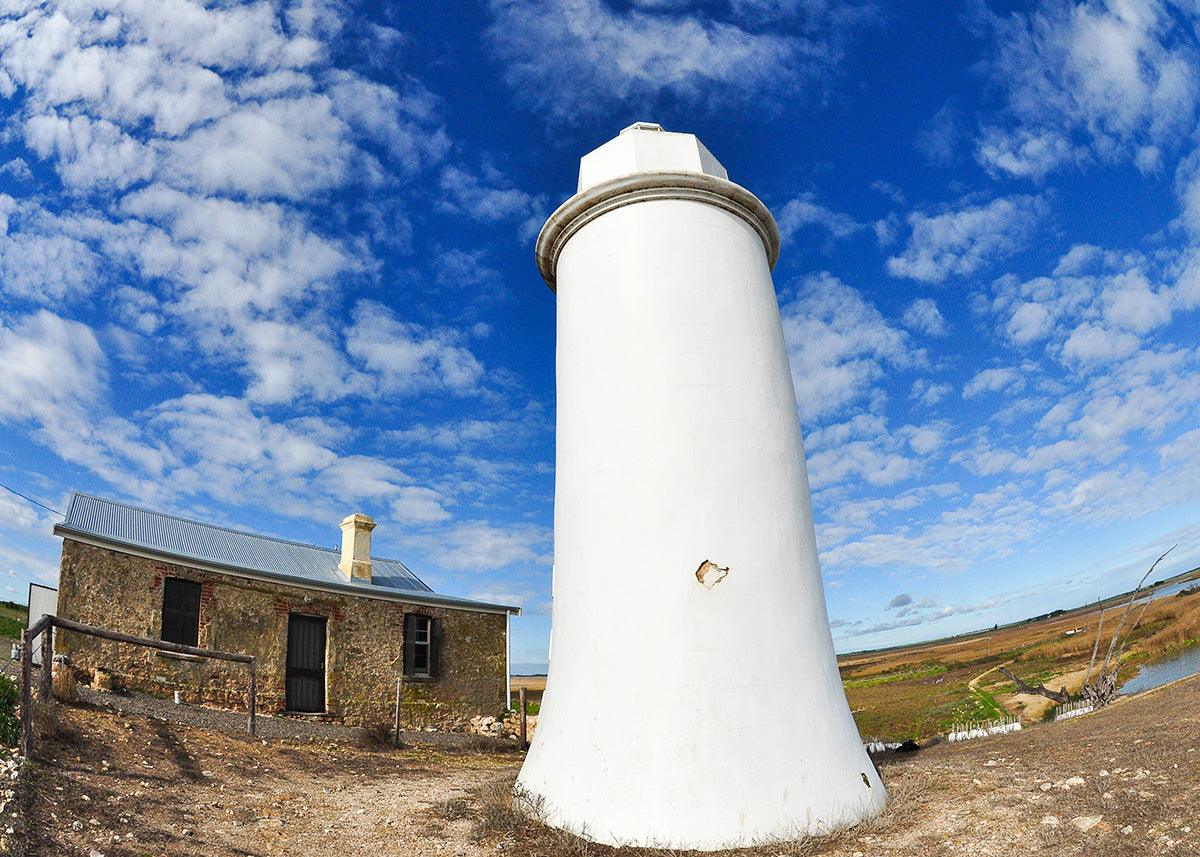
[161,577,201,647]
[404,613,441,680]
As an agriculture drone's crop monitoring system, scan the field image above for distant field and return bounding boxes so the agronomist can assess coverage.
[0,599,27,643]
[510,674,545,709]
[839,574,1200,740]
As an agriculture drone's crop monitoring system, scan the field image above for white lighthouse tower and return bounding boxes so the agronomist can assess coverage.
[517,123,885,850]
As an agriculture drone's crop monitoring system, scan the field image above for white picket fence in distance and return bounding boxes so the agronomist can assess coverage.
[865,701,1095,751]
[864,713,1027,752]
[1052,699,1094,721]
[946,715,1022,742]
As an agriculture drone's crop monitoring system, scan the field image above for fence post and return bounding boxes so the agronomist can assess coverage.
[39,627,52,702]
[19,629,33,758]
[519,686,527,751]
[247,659,257,737]
[394,678,403,746]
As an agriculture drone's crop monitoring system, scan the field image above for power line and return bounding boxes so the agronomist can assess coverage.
[0,483,62,517]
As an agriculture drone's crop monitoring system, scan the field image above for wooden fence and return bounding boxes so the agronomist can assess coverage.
[19,615,257,757]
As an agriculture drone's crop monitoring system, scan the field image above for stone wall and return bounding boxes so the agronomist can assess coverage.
[55,539,509,728]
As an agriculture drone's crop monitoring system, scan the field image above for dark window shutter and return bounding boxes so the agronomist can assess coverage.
[403,613,440,680]
[403,613,418,676]
[429,617,442,679]
[162,578,201,646]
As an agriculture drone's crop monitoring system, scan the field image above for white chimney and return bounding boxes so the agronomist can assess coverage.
[338,514,375,581]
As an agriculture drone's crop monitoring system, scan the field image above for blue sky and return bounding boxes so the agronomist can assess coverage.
[1,0,1199,671]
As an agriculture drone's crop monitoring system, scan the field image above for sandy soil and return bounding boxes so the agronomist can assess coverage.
[10,704,518,857]
[7,674,1200,856]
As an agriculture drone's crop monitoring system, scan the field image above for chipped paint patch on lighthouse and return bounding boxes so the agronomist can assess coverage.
[695,560,729,589]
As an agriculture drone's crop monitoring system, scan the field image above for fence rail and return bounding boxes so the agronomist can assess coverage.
[19,614,257,757]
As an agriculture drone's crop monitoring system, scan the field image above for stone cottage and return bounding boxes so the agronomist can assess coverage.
[53,492,520,728]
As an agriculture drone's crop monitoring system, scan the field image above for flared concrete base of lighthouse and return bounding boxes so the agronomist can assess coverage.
[517,123,886,850]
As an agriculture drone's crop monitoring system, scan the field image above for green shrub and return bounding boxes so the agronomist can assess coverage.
[0,675,18,747]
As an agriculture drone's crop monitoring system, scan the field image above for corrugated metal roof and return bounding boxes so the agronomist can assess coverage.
[57,492,437,596]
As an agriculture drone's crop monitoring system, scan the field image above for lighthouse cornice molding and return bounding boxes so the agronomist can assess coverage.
[536,170,780,292]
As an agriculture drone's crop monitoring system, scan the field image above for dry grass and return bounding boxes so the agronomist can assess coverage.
[1129,591,1200,659]
[837,584,1200,739]
[450,774,920,857]
[354,723,400,750]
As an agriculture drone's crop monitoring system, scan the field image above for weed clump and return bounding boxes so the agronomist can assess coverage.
[0,677,17,747]
[355,724,398,751]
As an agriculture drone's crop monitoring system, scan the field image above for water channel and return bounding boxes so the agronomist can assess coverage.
[1119,644,1200,696]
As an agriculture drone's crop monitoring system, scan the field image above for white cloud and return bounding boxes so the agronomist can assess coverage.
[780,273,912,423]
[901,423,946,456]
[808,439,915,489]
[901,298,947,336]
[1060,322,1141,365]
[916,101,962,165]
[776,193,861,242]
[0,310,176,489]
[0,310,107,425]
[976,127,1076,180]
[390,405,549,453]
[388,487,452,525]
[152,394,337,490]
[146,394,460,526]
[1160,428,1200,465]
[115,186,353,313]
[163,97,356,199]
[484,0,876,122]
[438,164,545,235]
[420,522,551,572]
[0,200,101,303]
[805,414,924,490]
[1099,269,1171,334]
[910,379,953,406]
[991,246,1189,359]
[239,318,354,405]
[24,113,156,190]
[1006,301,1055,345]
[1054,244,1103,276]
[345,301,485,396]
[327,70,451,177]
[842,598,1001,637]
[0,0,455,415]
[887,195,1048,283]
[434,248,505,299]
[963,366,1025,398]
[975,0,1200,178]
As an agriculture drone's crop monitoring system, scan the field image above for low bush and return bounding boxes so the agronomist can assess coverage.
[0,675,16,746]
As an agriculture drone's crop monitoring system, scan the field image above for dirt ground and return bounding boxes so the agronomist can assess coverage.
[7,674,1200,857]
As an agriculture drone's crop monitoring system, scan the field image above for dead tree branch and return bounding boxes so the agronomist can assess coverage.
[1081,545,1176,708]
[1082,603,1106,689]
[998,667,1070,703]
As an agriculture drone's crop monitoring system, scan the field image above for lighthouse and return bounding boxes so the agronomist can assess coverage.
[517,122,885,849]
